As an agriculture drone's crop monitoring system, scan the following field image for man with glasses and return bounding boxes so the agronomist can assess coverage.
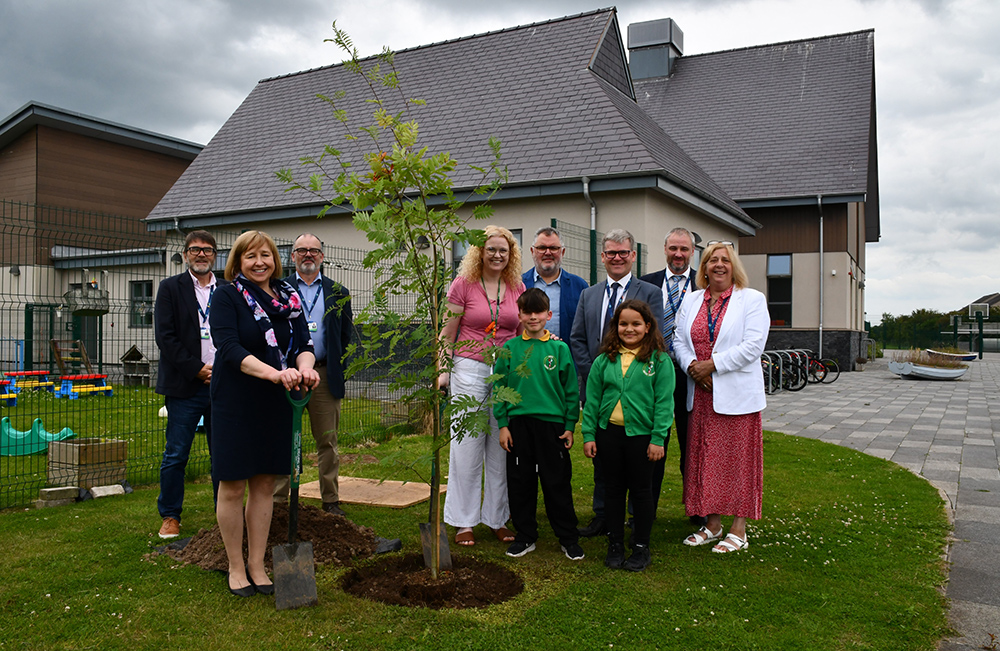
[569,228,661,537]
[641,227,705,526]
[154,231,226,539]
[272,233,354,517]
[521,227,589,343]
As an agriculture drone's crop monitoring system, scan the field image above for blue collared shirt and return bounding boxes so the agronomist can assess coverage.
[296,272,326,362]
[533,269,562,337]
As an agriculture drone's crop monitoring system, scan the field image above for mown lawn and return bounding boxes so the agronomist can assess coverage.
[0,431,950,650]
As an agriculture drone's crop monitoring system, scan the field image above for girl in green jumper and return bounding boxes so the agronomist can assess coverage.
[582,300,674,571]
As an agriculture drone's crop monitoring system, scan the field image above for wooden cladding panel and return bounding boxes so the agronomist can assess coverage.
[0,129,39,203]
[738,204,848,255]
[34,126,191,217]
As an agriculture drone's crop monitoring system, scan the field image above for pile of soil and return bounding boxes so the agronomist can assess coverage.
[163,502,378,571]
[342,553,523,609]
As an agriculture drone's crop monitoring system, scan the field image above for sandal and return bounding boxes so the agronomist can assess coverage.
[492,527,516,543]
[712,532,749,554]
[455,529,475,546]
[683,525,722,547]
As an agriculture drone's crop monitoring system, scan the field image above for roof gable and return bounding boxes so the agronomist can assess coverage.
[635,31,877,204]
[149,9,748,228]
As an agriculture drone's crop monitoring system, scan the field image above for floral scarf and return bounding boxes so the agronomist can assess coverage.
[233,274,306,370]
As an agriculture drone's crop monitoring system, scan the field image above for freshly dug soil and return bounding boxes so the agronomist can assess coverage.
[341,553,523,609]
[163,502,378,571]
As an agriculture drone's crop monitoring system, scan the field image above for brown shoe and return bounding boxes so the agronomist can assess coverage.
[322,502,346,516]
[158,517,180,539]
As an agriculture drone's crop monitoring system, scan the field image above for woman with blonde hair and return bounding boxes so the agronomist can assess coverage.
[672,241,769,554]
[210,230,320,596]
[438,225,524,546]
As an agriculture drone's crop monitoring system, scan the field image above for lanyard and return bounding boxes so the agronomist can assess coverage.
[296,283,322,320]
[197,286,215,325]
[706,295,730,344]
[481,278,501,336]
[666,274,691,315]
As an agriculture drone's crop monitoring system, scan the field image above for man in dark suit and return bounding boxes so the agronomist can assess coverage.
[641,227,705,526]
[569,228,662,537]
[273,233,354,516]
[154,230,226,539]
[521,226,589,344]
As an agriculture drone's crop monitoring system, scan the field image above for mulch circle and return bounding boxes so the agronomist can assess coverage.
[161,502,378,572]
[341,553,523,609]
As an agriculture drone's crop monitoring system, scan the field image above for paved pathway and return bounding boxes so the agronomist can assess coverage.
[762,352,1000,649]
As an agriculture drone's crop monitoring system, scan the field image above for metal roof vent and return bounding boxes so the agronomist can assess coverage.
[627,18,684,80]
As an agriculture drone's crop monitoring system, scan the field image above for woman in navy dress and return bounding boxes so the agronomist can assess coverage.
[209,230,320,596]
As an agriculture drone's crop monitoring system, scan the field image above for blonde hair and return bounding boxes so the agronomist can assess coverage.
[225,230,283,282]
[696,241,749,290]
[456,225,523,289]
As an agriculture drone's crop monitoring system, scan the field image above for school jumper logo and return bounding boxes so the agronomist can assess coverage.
[543,355,557,371]
[642,361,656,377]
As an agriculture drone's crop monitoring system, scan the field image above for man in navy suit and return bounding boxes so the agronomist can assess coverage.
[154,230,225,539]
[569,228,662,537]
[272,233,354,516]
[641,227,705,526]
[521,226,588,344]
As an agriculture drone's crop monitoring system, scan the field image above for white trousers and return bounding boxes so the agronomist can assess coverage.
[442,356,509,530]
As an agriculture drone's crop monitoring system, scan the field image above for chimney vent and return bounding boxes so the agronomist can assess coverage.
[628,18,683,80]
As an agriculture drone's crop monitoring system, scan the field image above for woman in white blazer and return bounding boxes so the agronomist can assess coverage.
[672,241,769,554]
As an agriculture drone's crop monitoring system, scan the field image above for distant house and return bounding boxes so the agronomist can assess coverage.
[146,8,879,368]
[0,102,202,373]
[630,19,879,365]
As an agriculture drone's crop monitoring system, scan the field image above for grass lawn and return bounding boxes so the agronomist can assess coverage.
[0,431,950,650]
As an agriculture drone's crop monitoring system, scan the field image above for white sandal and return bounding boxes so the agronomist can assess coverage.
[712,532,749,553]
[683,525,723,547]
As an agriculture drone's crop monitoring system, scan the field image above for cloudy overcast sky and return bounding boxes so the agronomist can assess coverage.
[2,0,997,323]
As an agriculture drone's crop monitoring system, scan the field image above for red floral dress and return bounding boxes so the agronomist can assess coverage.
[683,286,763,520]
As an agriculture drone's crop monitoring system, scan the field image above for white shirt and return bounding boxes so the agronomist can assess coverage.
[189,270,217,366]
[600,271,633,334]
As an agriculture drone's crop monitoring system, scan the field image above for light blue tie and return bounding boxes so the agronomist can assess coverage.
[663,275,682,351]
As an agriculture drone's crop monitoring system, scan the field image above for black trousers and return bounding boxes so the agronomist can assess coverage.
[596,423,653,547]
[506,416,579,546]
[650,359,687,513]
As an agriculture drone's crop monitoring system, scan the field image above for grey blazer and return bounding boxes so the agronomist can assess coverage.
[569,275,662,400]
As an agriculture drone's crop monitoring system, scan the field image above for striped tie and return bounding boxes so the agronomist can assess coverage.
[603,282,619,337]
[663,275,681,351]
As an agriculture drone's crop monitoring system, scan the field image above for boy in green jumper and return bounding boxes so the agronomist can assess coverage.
[495,288,583,560]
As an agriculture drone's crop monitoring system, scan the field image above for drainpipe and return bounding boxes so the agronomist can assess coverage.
[817,195,824,359]
[583,177,598,285]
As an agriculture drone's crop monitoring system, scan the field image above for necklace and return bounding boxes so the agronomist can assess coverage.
[481,277,501,336]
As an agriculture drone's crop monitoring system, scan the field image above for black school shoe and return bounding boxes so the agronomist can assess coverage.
[605,542,626,569]
[623,544,651,572]
[578,517,607,537]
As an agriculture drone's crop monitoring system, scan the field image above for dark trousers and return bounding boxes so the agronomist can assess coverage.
[158,385,215,520]
[650,359,688,513]
[596,423,653,547]
[506,416,579,547]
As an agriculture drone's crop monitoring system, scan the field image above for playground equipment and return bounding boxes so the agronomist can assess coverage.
[1,417,77,456]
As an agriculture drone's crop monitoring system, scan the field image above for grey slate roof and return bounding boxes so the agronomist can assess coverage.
[148,9,748,226]
[635,31,877,203]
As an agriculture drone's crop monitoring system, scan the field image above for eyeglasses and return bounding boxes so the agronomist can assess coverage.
[532,245,563,253]
[185,246,216,256]
[602,249,633,259]
[485,246,509,257]
[293,247,323,256]
[705,240,734,248]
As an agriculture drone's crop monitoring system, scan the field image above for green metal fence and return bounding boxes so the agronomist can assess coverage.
[552,219,649,284]
[0,200,413,509]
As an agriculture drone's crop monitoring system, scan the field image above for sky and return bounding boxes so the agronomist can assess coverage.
[2,0,998,323]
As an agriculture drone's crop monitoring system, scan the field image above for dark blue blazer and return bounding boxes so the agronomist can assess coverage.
[154,272,229,399]
[521,268,589,343]
[290,274,353,399]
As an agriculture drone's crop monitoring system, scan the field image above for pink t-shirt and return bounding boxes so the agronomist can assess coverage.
[446,276,524,363]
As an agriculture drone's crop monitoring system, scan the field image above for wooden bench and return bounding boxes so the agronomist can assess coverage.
[59,385,113,399]
[56,374,112,399]
[13,381,55,392]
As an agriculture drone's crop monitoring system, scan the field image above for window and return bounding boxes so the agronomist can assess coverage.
[277,244,292,276]
[767,254,792,327]
[130,280,154,328]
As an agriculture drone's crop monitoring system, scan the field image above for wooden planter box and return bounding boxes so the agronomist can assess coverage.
[48,438,128,488]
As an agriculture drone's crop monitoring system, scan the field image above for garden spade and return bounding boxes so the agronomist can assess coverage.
[273,389,317,611]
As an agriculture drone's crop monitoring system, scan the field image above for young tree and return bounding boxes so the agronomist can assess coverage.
[276,24,514,578]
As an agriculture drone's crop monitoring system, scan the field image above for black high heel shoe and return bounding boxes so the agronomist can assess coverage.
[246,567,274,595]
[226,572,255,598]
